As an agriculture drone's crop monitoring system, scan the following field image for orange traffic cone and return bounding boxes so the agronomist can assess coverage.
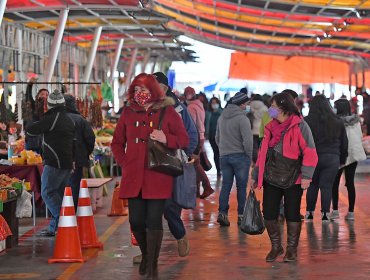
[48,186,84,263]
[108,183,128,216]
[77,180,103,249]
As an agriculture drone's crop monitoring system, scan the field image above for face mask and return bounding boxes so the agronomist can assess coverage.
[268,107,280,119]
[134,91,151,106]
[245,105,251,113]
[332,108,337,114]
[211,104,219,110]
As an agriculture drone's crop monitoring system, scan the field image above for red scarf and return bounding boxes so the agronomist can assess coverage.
[268,115,294,148]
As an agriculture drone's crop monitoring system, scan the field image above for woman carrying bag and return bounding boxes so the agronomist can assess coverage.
[251,91,318,263]
[111,73,189,279]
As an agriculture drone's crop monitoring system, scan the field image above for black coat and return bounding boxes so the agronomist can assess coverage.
[26,106,75,169]
[67,110,95,167]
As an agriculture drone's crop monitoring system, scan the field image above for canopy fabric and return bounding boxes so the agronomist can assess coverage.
[153,0,370,66]
[229,52,351,85]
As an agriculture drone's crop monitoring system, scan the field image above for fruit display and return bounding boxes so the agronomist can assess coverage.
[0,174,20,187]
[94,120,116,145]
[10,150,42,165]
[12,138,25,154]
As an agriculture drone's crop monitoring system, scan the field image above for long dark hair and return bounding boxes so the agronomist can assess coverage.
[306,95,341,141]
[208,97,222,111]
[270,92,300,116]
[334,98,351,117]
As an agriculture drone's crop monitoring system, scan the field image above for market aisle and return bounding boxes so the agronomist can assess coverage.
[1,145,370,279]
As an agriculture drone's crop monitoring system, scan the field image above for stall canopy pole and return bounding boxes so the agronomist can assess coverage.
[16,28,23,124]
[141,51,151,73]
[124,48,138,89]
[45,8,69,83]
[0,0,7,28]
[151,57,157,73]
[83,27,102,85]
[110,39,124,84]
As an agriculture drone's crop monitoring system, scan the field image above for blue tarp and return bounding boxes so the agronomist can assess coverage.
[204,82,217,92]
[167,69,176,88]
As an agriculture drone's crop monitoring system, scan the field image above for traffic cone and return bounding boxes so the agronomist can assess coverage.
[48,186,84,263]
[77,180,103,249]
[107,183,128,216]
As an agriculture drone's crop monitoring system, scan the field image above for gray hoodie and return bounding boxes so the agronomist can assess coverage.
[215,104,253,159]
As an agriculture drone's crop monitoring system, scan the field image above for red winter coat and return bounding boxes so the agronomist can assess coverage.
[111,98,189,199]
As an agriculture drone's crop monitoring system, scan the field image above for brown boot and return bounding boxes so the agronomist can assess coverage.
[283,222,302,262]
[132,231,147,275]
[265,220,284,262]
[146,230,163,279]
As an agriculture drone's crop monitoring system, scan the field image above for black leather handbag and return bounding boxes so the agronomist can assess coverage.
[263,148,301,189]
[148,108,183,177]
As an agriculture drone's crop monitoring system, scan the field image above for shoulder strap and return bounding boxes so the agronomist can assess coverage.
[158,107,167,130]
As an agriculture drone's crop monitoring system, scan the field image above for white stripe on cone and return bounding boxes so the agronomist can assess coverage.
[79,188,90,198]
[62,196,74,207]
[77,206,93,217]
[58,215,77,227]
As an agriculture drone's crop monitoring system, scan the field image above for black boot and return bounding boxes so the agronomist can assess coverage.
[132,231,147,275]
[283,222,302,262]
[265,220,284,262]
[146,230,163,279]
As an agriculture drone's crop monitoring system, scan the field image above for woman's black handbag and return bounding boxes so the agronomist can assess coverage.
[263,148,301,188]
[148,108,184,177]
[199,150,212,171]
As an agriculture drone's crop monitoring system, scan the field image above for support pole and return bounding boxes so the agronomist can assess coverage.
[16,28,23,124]
[44,9,69,83]
[124,48,138,89]
[110,39,124,84]
[141,51,151,73]
[83,27,102,84]
[151,57,157,73]
[0,0,7,28]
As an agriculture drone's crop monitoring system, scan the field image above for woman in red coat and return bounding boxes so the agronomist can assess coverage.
[111,73,189,279]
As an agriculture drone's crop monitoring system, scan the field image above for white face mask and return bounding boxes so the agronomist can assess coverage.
[245,105,251,113]
[211,103,219,110]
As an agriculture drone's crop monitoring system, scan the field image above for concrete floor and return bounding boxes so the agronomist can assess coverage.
[1,144,370,280]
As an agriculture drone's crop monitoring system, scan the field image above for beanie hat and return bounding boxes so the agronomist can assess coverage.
[47,89,65,108]
[232,91,249,105]
[184,86,196,99]
[153,72,169,86]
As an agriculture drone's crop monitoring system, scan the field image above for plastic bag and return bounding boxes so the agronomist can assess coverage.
[16,189,32,218]
[240,190,265,235]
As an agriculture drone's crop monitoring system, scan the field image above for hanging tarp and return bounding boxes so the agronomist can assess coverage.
[204,83,217,92]
[229,52,352,85]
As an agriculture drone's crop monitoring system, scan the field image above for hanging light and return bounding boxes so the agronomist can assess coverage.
[355,10,361,18]
[316,37,321,42]
[333,26,338,32]
[323,32,328,38]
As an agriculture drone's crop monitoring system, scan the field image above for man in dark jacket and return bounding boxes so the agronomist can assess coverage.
[27,89,75,237]
[154,72,198,257]
[64,95,95,209]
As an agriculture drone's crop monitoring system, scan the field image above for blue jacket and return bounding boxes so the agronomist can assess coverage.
[166,89,198,156]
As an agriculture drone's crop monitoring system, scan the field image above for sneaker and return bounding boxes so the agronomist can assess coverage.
[322,212,330,223]
[217,213,230,227]
[345,212,355,221]
[237,215,243,226]
[330,210,339,220]
[305,211,313,222]
[177,236,190,257]
[133,254,142,264]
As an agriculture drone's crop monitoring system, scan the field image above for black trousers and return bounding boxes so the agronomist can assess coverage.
[332,162,358,212]
[128,196,166,231]
[263,182,303,222]
[209,135,221,173]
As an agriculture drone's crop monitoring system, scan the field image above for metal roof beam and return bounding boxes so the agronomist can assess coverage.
[6,5,142,13]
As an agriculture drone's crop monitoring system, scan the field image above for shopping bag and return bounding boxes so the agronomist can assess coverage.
[240,190,265,235]
[173,162,197,209]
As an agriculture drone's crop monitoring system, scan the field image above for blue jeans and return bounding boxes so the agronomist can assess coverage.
[164,198,185,240]
[41,165,71,233]
[69,167,83,211]
[219,153,251,215]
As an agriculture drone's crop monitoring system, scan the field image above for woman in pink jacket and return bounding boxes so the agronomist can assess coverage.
[251,91,318,263]
[185,86,214,199]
